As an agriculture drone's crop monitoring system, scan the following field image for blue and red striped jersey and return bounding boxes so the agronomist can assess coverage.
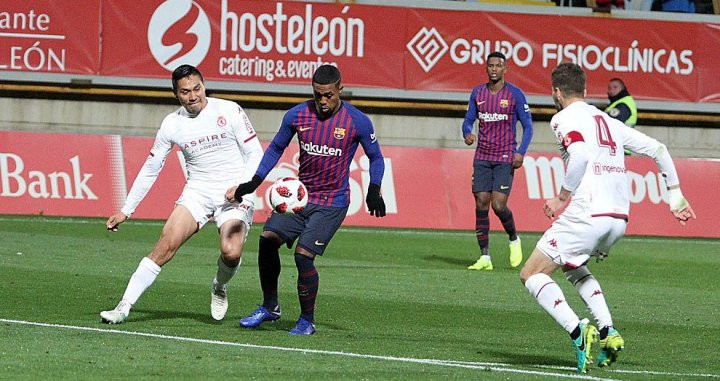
[256,100,384,207]
[461,82,534,162]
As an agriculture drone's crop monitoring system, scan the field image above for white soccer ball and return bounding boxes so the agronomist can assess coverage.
[269,177,308,214]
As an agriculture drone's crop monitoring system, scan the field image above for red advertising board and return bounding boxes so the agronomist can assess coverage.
[97,0,720,103]
[1,130,717,238]
[0,0,101,74]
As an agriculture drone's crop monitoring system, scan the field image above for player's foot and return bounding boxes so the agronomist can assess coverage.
[509,237,522,267]
[100,300,131,324]
[210,281,228,321]
[571,318,598,374]
[597,327,624,367]
[239,305,281,328]
[289,317,316,335]
[468,255,493,270]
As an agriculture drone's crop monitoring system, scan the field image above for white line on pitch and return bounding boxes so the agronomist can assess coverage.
[1,318,614,380]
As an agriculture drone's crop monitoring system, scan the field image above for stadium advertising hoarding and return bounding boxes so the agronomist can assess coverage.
[0,0,101,74]
[1,130,717,238]
[101,0,719,103]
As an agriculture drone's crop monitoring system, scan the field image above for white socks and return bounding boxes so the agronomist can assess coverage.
[525,273,579,334]
[565,266,613,329]
[214,256,240,287]
[120,257,162,313]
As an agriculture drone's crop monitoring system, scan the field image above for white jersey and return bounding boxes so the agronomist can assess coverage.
[121,97,263,216]
[550,101,669,219]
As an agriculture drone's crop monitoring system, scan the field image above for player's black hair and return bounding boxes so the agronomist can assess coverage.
[312,64,341,86]
[172,64,204,94]
[552,62,585,98]
[487,51,506,62]
[609,77,626,90]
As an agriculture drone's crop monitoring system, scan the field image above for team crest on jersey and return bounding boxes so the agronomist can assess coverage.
[499,99,509,108]
[217,116,227,127]
[333,127,346,140]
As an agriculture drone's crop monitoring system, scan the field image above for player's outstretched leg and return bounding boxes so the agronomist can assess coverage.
[240,236,282,328]
[100,257,161,324]
[597,326,624,367]
[571,318,599,374]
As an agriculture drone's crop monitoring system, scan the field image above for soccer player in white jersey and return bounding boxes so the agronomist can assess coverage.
[519,63,696,374]
[100,65,264,324]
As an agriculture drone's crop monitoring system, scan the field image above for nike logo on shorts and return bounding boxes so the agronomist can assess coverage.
[314,240,325,246]
[500,185,510,190]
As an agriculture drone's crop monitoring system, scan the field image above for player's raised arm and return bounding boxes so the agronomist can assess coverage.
[621,125,696,224]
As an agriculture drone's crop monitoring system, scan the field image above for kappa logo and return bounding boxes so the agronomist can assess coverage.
[548,239,558,248]
[147,0,211,71]
[406,27,448,73]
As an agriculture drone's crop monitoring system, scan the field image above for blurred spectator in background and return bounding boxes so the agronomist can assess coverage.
[596,0,625,8]
[652,0,696,12]
[605,78,637,128]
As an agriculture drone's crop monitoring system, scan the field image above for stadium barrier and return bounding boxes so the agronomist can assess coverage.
[1,130,716,238]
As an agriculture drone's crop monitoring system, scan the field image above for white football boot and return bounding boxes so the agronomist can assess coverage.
[100,300,130,324]
[211,281,228,321]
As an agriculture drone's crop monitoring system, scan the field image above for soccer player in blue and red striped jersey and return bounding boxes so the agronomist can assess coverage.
[462,51,534,271]
[226,64,386,335]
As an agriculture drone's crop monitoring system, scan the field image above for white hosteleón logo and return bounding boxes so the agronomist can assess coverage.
[406,27,448,73]
[147,0,211,71]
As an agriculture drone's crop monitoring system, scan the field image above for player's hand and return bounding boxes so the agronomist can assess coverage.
[512,153,524,169]
[464,133,476,146]
[543,196,568,220]
[366,183,386,217]
[668,188,696,225]
[106,212,128,232]
[226,175,263,202]
[672,205,696,226]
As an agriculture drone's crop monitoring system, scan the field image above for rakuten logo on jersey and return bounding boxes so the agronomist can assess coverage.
[148,0,211,71]
[0,153,97,199]
[300,142,343,157]
[524,155,669,205]
[478,112,508,122]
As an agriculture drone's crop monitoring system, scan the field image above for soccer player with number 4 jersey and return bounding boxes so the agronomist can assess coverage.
[226,64,386,335]
[519,63,696,373]
[462,51,534,271]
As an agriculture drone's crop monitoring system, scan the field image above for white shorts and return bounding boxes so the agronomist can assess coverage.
[176,183,254,235]
[536,212,627,268]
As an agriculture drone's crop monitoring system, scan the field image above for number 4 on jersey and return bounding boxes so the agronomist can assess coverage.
[594,115,617,155]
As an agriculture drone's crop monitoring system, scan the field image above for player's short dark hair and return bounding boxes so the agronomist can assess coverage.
[312,64,341,86]
[172,64,204,94]
[487,51,506,62]
[609,77,626,90]
[552,63,585,98]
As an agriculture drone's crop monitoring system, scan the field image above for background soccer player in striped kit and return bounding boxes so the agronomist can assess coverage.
[227,64,386,335]
[462,52,534,271]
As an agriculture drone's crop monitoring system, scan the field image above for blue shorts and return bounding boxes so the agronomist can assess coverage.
[472,160,515,194]
[263,203,348,256]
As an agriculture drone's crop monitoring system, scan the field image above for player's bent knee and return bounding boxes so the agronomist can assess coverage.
[564,266,592,286]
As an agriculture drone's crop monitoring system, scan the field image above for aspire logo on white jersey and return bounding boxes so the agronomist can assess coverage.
[147,0,211,71]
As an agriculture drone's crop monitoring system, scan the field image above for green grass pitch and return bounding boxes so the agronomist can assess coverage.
[1,215,718,380]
